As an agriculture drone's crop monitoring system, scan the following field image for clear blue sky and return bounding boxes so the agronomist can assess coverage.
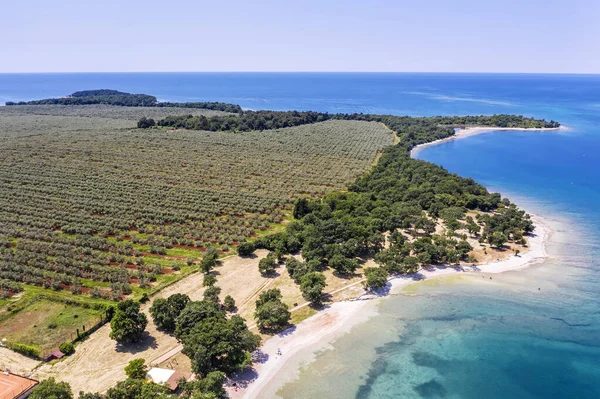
[2,0,598,73]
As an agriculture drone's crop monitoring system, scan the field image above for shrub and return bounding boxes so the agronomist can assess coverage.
[59,341,75,355]
[137,117,155,128]
[8,342,40,359]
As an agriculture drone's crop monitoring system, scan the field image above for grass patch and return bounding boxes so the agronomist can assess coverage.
[164,247,205,258]
[0,299,104,356]
[290,305,318,325]
[142,255,181,268]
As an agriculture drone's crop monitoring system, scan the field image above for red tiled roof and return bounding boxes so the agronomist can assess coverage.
[165,371,185,391]
[0,372,38,399]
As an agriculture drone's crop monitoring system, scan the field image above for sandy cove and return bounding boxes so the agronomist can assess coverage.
[230,215,550,399]
[410,126,565,157]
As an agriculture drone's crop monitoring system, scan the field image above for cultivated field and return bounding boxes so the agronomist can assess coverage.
[0,104,232,121]
[0,105,393,356]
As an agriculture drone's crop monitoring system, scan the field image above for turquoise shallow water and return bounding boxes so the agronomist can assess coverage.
[1,73,599,398]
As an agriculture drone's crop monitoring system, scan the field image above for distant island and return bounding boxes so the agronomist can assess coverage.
[6,89,243,113]
[0,91,559,399]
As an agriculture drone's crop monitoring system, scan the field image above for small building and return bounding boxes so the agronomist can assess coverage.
[42,350,65,362]
[0,371,39,399]
[146,368,185,392]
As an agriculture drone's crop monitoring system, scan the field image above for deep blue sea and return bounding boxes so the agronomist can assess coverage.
[1,73,599,398]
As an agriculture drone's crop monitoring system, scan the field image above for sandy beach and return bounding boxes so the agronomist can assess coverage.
[231,215,550,398]
[410,126,564,157]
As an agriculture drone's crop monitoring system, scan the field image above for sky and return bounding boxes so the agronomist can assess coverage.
[1,0,599,73]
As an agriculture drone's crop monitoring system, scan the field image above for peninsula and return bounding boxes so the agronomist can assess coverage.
[0,91,559,398]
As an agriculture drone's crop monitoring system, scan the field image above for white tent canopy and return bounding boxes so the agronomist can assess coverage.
[146,367,176,385]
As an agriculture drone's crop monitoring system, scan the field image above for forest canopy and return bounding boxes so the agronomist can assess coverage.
[242,112,549,278]
[6,89,242,112]
[145,110,559,132]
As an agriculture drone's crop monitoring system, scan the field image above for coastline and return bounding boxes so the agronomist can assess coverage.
[410,126,564,157]
[231,215,550,398]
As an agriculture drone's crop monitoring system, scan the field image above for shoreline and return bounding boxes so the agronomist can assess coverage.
[410,126,564,157]
[231,215,550,398]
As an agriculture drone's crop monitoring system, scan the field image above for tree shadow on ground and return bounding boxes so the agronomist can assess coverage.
[226,368,259,389]
[332,270,360,279]
[422,263,465,273]
[260,269,281,278]
[277,325,297,338]
[319,293,333,305]
[115,332,157,353]
[251,349,269,364]
[365,281,392,297]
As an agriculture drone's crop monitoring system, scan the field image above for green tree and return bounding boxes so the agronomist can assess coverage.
[285,257,309,283]
[402,256,420,274]
[258,253,277,275]
[200,247,218,274]
[109,300,148,343]
[364,267,389,291]
[203,274,217,287]
[254,289,290,331]
[223,295,236,312]
[175,301,260,377]
[465,217,481,236]
[185,371,227,398]
[203,285,221,303]
[103,378,171,399]
[237,241,255,257]
[137,117,155,129]
[456,240,473,258]
[149,298,170,330]
[488,231,508,248]
[149,294,190,332]
[389,231,406,247]
[300,272,327,306]
[293,198,311,219]
[124,358,148,380]
[78,393,103,399]
[30,378,73,399]
[328,254,358,275]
